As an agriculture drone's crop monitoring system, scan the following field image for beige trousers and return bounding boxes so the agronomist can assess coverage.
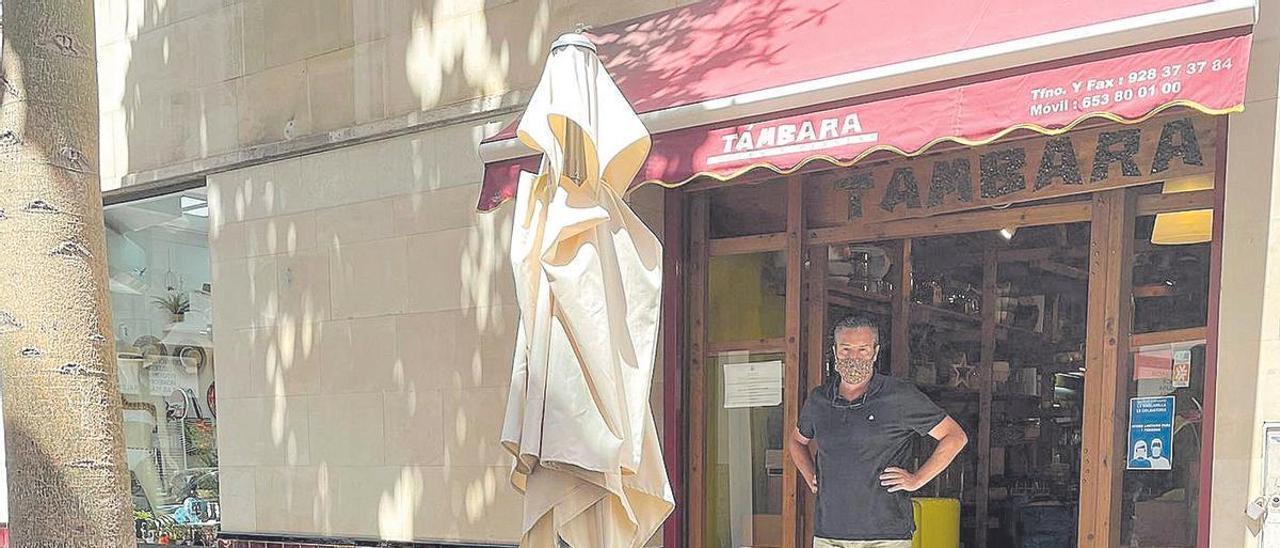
[812,537,913,548]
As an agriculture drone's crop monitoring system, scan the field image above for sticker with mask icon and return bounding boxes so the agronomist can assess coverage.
[1128,395,1174,470]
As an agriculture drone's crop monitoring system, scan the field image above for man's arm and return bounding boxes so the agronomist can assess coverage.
[879,416,968,493]
[788,427,818,494]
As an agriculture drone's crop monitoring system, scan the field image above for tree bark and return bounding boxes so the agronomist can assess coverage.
[0,0,135,546]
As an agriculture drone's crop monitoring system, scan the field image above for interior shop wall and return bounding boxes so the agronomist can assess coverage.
[93,0,698,192]
[206,117,666,543]
[1209,0,1280,545]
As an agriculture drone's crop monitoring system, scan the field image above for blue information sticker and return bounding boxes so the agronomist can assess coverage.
[1128,395,1175,470]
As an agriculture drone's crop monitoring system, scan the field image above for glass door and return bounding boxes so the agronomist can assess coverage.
[699,250,789,548]
[689,178,801,548]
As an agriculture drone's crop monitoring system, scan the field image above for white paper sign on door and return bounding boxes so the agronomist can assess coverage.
[723,360,783,408]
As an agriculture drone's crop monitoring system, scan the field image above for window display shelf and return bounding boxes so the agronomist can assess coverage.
[826,287,892,313]
[917,384,1042,404]
[827,286,893,303]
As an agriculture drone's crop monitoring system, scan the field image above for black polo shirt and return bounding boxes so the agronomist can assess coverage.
[797,374,947,540]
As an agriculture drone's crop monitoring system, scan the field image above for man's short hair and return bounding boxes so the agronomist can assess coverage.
[832,314,880,343]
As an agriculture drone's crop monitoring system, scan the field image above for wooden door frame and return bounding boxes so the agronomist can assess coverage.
[1194,115,1228,548]
[682,192,709,548]
[662,189,689,548]
[1077,188,1138,546]
[783,177,809,548]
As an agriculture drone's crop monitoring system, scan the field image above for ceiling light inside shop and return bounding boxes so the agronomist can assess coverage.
[999,227,1017,240]
[1152,176,1213,245]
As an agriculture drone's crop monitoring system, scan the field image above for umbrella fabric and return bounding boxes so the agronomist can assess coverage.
[499,34,674,548]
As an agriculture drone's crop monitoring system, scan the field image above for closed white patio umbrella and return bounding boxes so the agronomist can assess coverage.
[498,32,674,548]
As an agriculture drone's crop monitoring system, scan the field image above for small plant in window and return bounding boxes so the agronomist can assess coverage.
[152,290,190,324]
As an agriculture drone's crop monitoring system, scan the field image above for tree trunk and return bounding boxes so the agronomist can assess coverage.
[0,0,135,546]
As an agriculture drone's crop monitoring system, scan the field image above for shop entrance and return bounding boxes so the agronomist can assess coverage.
[682,112,1221,548]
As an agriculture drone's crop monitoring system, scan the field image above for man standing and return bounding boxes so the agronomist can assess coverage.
[788,315,969,547]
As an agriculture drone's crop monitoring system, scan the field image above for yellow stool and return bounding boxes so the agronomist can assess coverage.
[912,497,960,548]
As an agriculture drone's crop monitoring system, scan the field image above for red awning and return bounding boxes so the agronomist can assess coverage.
[478,0,1254,211]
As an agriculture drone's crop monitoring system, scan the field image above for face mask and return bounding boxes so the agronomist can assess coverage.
[834,355,875,385]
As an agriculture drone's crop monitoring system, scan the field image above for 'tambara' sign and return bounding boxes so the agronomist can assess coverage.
[806,114,1216,227]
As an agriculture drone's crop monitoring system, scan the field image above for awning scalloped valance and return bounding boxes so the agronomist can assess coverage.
[477,0,1254,211]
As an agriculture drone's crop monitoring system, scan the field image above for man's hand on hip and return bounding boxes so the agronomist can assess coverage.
[879,467,925,493]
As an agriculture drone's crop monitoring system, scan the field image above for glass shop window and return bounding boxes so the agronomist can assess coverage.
[106,189,220,546]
